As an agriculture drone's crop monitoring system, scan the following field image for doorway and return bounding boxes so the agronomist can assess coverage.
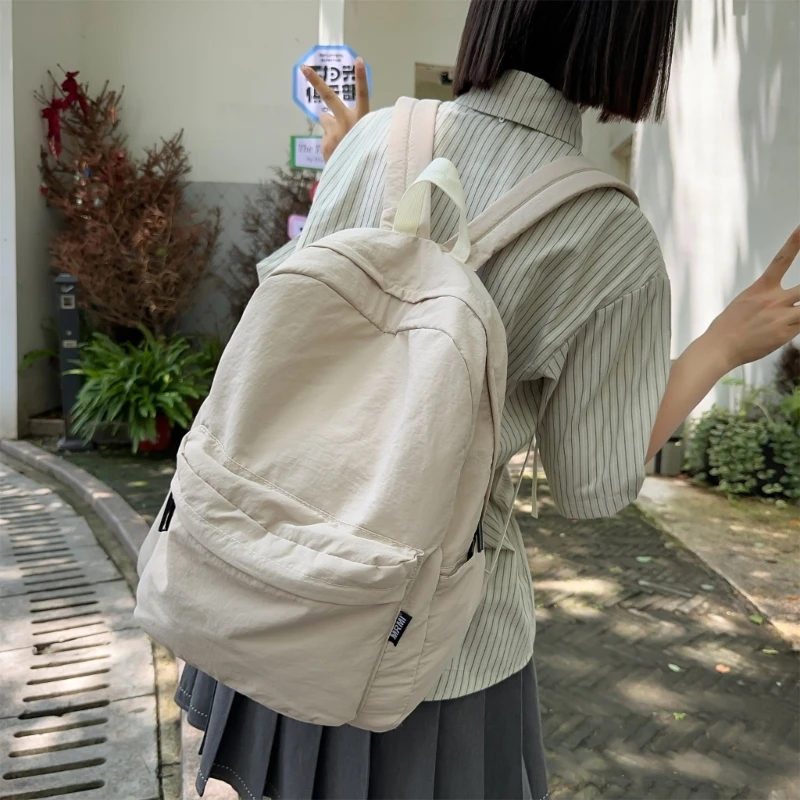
[415,63,455,102]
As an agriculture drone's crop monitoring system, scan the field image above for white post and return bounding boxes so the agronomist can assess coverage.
[319,0,345,46]
[0,0,18,440]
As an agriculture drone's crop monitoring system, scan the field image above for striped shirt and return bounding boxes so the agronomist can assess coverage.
[258,70,671,700]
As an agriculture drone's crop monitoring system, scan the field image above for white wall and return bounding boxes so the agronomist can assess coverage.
[635,0,799,410]
[12,0,87,424]
[0,0,18,438]
[80,0,319,184]
[345,0,469,108]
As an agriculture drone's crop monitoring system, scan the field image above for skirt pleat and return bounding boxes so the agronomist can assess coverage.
[176,662,549,800]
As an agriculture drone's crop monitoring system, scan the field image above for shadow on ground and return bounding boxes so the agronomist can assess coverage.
[522,478,800,799]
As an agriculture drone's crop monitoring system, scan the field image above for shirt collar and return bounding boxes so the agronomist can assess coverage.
[455,70,583,150]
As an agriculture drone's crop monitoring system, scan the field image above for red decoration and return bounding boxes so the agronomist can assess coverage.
[39,183,48,196]
[61,71,89,117]
[41,100,65,158]
[40,71,88,160]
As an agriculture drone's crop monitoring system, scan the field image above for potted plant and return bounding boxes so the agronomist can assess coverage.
[68,325,217,453]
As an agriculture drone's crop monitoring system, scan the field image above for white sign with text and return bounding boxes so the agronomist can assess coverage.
[293,44,370,123]
[291,136,324,171]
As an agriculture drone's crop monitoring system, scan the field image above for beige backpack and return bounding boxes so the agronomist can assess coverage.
[134,98,635,732]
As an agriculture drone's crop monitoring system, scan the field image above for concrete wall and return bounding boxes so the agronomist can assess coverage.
[346,0,469,108]
[635,0,800,410]
[79,0,319,184]
[12,0,87,422]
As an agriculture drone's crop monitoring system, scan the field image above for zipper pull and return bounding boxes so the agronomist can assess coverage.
[158,493,176,532]
[468,520,485,559]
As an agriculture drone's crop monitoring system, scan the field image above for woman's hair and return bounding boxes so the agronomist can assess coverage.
[453,0,679,122]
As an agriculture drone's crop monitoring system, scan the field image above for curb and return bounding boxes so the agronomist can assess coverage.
[0,439,183,798]
[0,439,150,565]
[636,477,800,651]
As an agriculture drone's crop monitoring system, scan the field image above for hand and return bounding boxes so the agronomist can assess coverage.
[705,227,800,370]
[301,59,370,163]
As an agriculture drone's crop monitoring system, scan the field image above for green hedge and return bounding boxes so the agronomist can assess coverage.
[684,384,800,502]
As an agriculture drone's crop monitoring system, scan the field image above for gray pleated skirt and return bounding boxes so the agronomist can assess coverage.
[177,661,549,800]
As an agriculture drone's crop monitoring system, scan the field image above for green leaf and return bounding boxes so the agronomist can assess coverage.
[667,663,682,672]
[700,584,715,591]
[749,614,765,625]
[636,556,653,563]
[672,712,686,721]
[608,566,623,574]
[19,348,59,373]
[68,324,216,445]
[762,648,779,655]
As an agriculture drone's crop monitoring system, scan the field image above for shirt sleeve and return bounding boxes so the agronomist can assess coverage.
[538,271,671,519]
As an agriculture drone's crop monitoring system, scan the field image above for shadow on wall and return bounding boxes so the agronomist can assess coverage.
[636,0,799,410]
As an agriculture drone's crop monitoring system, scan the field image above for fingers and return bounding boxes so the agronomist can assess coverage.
[319,113,336,132]
[355,57,370,119]
[301,66,347,117]
[318,113,337,161]
[762,226,800,286]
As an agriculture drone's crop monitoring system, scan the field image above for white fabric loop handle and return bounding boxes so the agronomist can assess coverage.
[393,158,472,263]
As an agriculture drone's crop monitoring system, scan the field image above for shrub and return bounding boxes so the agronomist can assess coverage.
[684,361,800,502]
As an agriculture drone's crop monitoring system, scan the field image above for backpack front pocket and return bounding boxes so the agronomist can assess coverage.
[135,432,422,726]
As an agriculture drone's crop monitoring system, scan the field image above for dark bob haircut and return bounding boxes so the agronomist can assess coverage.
[453,0,679,122]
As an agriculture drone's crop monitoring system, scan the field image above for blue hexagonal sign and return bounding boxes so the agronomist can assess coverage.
[293,44,371,123]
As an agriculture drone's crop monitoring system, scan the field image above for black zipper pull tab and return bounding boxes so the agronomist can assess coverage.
[468,520,485,559]
[158,493,176,532]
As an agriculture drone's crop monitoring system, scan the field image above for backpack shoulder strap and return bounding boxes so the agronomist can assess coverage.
[453,156,639,272]
[380,97,440,233]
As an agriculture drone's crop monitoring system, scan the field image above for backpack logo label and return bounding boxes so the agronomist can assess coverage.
[388,611,412,646]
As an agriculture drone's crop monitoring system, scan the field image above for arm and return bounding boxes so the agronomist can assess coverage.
[646,227,800,463]
[645,333,730,463]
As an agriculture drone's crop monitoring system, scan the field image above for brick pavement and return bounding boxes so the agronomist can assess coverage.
[39,443,800,799]
[524,478,799,799]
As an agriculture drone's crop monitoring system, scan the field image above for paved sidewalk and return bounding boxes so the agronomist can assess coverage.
[0,457,159,800]
[525,479,799,799]
[638,477,800,650]
[20,442,800,799]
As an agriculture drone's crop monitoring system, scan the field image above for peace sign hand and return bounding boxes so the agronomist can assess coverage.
[708,227,800,369]
[301,59,370,164]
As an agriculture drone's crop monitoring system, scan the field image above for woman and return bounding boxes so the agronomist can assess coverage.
[179,2,799,798]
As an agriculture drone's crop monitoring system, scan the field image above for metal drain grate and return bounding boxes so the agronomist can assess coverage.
[0,463,159,800]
